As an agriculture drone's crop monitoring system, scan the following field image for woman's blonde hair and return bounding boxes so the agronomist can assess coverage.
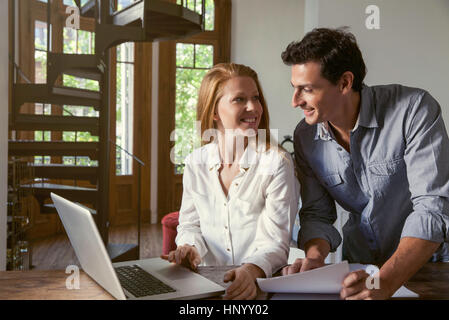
[197,63,273,149]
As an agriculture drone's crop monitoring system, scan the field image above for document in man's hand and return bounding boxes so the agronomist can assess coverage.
[257,261,419,299]
[257,261,349,294]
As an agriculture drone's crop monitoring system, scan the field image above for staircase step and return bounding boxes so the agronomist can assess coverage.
[31,164,98,183]
[64,68,103,82]
[21,182,98,203]
[52,86,101,101]
[41,202,96,215]
[111,0,202,42]
[14,84,101,110]
[80,0,96,17]
[48,53,104,85]
[11,114,99,135]
[9,141,99,159]
[112,0,145,26]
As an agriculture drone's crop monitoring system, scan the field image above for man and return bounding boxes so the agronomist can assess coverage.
[281,27,449,299]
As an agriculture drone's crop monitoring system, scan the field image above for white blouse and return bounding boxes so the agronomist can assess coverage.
[175,142,300,277]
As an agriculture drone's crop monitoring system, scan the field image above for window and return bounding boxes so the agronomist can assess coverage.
[34,20,51,164]
[172,0,216,174]
[176,0,215,31]
[117,0,139,11]
[174,43,213,174]
[116,42,135,175]
[61,26,99,167]
[29,0,104,167]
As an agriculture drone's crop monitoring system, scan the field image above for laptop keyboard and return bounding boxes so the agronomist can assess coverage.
[114,265,176,298]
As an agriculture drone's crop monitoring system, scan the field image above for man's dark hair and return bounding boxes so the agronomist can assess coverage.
[281,27,366,91]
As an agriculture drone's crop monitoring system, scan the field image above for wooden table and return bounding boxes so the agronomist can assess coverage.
[401,262,449,299]
[0,263,448,300]
[0,270,114,300]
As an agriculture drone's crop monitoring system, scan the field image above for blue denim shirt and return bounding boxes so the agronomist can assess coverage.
[294,84,449,264]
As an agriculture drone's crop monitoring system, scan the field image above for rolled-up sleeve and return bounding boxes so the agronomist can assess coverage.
[401,91,449,244]
[242,152,300,277]
[175,155,209,258]
[294,128,342,252]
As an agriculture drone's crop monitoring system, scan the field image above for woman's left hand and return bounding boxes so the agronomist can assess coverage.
[222,264,264,300]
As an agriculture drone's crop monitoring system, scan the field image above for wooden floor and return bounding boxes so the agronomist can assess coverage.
[30,223,163,270]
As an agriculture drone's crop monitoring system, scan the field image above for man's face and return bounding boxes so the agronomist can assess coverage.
[290,62,343,125]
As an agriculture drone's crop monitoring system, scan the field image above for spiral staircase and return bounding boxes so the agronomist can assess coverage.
[9,0,205,262]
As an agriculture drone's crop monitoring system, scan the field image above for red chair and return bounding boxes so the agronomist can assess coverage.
[161,211,179,255]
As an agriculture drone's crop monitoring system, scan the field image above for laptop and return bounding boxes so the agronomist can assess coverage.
[51,193,225,300]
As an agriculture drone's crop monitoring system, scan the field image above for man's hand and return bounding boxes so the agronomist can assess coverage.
[282,238,329,275]
[340,238,441,300]
[222,264,265,300]
[340,269,393,300]
[160,244,201,271]
[281,257,325,275]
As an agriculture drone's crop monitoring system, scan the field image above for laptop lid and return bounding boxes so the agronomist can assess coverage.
[51,193,127,300]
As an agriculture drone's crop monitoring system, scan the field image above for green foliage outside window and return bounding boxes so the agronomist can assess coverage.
[176,0,214,31]
[61,27,99,166]
[174,43,213,174]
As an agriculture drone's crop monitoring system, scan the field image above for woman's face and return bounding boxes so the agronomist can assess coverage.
[214,76,263,136]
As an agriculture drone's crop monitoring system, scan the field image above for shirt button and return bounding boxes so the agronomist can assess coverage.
[337,147,343,151]
[226,248,230,252]
[225,226,228,230]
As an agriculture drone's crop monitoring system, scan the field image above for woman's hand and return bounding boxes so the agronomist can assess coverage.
[222,264,265,300]
[160,244,201,271]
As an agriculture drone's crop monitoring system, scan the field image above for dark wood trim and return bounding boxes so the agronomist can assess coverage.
[214,0,231,63]
[157,40,176,221]
[134,42,152,224]
[8,0,14,130]
[18,0,34,120]
[108,46,117,228]
[109,42,153,227]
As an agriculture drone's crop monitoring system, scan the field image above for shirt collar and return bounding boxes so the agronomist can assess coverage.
[207,140,258,173]
[351,112,360,132]
[315,122,333,141]
[207,142,221,171]
[238,140,258,172]
[358,84,379,129]
[314,85,378,141]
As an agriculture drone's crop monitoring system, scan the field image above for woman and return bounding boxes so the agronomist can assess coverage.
[162,63,299,300]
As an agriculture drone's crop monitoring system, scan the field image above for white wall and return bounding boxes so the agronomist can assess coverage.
[306,0,449,126]
[0,0,9,271]
[231,0,305,142]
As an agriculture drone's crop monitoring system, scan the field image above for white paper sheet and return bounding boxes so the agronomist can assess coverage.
[257,261,349,294]
[260,261,419,299]
[287,247,305,264]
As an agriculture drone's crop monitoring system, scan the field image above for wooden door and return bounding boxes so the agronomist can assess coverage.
[109,42,152,227]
